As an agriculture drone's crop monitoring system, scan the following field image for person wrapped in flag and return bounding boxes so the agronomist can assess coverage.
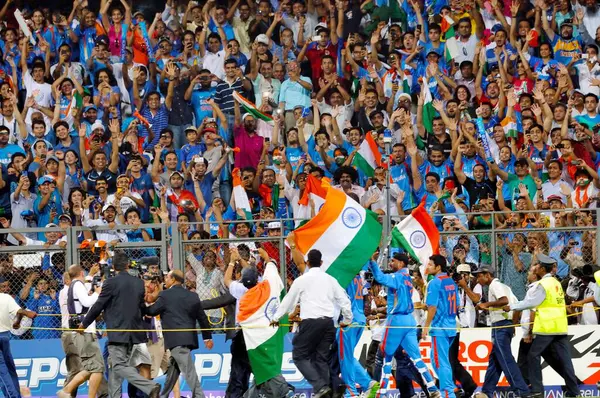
[368,255,442,398]
[337,264,380,398]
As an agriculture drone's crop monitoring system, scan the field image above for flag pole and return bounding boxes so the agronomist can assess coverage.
[382,129,393,269]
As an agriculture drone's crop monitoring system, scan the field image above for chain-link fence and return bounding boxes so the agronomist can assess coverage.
[2,209,599,338]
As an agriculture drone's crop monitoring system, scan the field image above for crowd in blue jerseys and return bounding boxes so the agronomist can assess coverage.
[0,0,599,337]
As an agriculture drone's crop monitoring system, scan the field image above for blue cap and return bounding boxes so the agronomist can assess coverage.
[38,175,55,185]
[83,105,97,113]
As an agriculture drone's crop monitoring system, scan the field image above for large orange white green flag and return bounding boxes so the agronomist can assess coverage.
[391,199,439,265]
[232,168,252,220]
[296,174,328,225]
[237,262,285,385]
[294,187,382,287]
[353,132,382,178]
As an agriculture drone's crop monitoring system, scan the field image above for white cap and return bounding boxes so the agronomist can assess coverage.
[90,120,105,132]
[255,34,269,45]
[102,203,116,213]
[456,264,471,274]
[266,221,281,230]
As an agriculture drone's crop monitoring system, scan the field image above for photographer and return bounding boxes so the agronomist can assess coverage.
[57,264,107,398]
[449,264,479,398]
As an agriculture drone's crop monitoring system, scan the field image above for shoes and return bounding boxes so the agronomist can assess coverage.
[365,381,380,398]
[332,384,346,398]
[56,390,70,398]
[149,383,161,398]
[314,386,333,398]
[430,390,442,398]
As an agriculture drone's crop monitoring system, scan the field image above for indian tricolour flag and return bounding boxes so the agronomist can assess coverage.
[237,262,285,385]
[232,168,252,220]
[422,81,436,134]
[296,174,328,226]
[294,188,382,287]
[353,132,383,178]
[441,15,459,64]
[232,91,273,124]
[391,199,439,267]
[501,116,518,139]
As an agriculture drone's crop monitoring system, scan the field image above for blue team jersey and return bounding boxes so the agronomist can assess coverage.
[426,273,458,337]
[390,163,415,210]
[346,273,367,324]
[370,262,414,315]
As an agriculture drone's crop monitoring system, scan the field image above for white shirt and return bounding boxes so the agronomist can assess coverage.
[105,192,142,215]
[23,70,53,125]
[273,267,352,323]
[455,34,478,64]
[317,100,354,133]
[59,285,70,329]
[70,279,99,333]
[457,283,482,328]
[574,62,600,97]
[0,293,21,332]
[203,50,226,80]
[82,217,126,242]
[488,278,517,323]
[0,115,18,144]
[229,280,248,322]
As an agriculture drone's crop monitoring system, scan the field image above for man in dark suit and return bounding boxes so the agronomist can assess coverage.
[81,251,161,398]
[145,269,213,398]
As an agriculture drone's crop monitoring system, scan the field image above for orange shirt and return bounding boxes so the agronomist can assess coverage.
[128,29,149,66]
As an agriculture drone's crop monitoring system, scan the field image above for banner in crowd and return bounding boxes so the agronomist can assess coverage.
[12,326,600,397]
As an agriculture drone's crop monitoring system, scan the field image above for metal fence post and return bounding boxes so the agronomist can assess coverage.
[279,223,286,291]
[491,214,497,270]
[596,208,600,267]
[171,222,184,272]
[159,223,169,272]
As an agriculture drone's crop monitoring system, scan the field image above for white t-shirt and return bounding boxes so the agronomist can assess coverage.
[105,192,142,215]
[488,278,517,324]
[203,50,226,80]
[59,285,70,329]
[457,283,482,328]
[70,280,99,333]
[23,70,53,125]
[0,293,21,332]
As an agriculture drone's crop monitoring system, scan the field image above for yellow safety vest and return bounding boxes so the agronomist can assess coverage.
[532,276,568,335]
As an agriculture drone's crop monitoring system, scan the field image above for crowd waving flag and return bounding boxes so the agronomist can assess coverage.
[232,91,274,123]
[391,199,439,274]
[353,132,383,178]
[237,262,286,385]
[296,174,329,224]
[294,187,382,287]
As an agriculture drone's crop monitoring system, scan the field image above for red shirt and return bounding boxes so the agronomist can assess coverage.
[305,41,340,86]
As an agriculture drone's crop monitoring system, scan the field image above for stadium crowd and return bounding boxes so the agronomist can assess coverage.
[0,0,598,346]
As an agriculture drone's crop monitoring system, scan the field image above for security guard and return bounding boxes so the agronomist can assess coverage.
[504,254,579,398]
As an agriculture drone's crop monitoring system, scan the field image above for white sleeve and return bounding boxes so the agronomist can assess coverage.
[6,295,21,316]
[332,278,353,323]
[74,282,98,308]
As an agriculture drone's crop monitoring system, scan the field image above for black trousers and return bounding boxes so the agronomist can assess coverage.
[519,336,583,392]
[226,331,252,398]
[292,317,336,392]
[528,335,579,397]
[366,340,380,378]
[449,332,477,395]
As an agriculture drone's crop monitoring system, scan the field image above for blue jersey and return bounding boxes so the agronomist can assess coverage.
[346,273,367,325]
[27,293,61,339]
[426,272,457,337]
[370,262,414,315]
[390,163,415,210]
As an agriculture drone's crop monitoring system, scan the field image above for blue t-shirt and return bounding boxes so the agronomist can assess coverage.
[33,189,63,239]
[27,293,61,339]
[390,163,415,210]
[307,136,334,178]
[130,172,154,223]
[426,272,458,337]
[191,87,216,127]
[184,172,216,205]
[345,271,367,325]
[0,144,25,166]
[370,261,415,316]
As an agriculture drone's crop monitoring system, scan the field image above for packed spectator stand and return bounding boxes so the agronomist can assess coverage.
[0,0,599,341]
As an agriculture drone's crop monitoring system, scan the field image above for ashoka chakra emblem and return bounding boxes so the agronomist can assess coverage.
[410,231,427,249]
[264,297,279,321]
[342,208,362,229]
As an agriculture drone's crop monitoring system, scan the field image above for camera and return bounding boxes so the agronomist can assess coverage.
[452,272,463,283]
